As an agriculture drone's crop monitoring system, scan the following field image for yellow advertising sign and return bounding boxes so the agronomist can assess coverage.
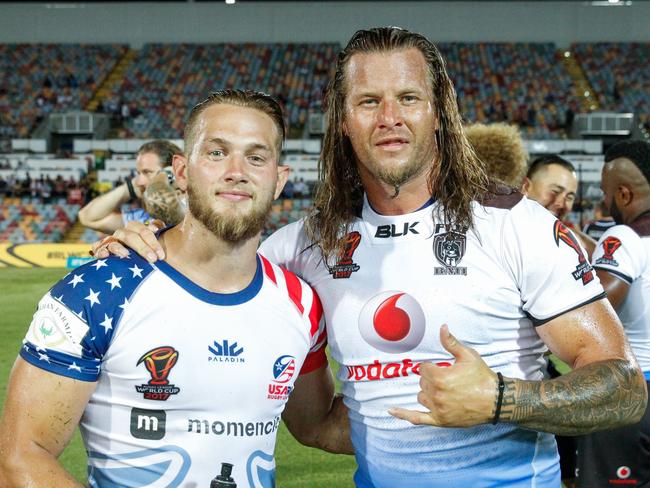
[0,243,94,268]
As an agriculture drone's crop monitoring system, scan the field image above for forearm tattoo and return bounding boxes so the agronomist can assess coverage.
[496,359,647,435]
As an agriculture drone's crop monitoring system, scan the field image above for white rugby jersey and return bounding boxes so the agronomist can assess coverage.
[260,189,605,488]
[592,212,650,378]
[20,252,326,488]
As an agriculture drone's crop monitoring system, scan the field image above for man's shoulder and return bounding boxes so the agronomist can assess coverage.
[478,182,524,211]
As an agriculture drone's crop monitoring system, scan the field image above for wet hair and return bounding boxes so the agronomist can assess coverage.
[604,139,650,185]
[184,89,286,157]
[308,26,488,259]
[137,139,183,168]
[526,154,575,179]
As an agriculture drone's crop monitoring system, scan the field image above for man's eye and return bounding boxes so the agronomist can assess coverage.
[402,95,418,103]
[361,99,378,106]
[210,150,224,157]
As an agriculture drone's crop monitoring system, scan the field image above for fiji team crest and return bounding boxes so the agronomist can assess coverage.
[433,224,467,275]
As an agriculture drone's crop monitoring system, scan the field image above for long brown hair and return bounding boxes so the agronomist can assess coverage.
[307,27,488,259]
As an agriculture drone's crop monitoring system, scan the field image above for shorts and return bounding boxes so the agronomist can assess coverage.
[576,380,650,487]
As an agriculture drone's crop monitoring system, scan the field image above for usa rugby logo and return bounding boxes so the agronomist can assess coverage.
[267,355,296,400]
[358,291,426,353]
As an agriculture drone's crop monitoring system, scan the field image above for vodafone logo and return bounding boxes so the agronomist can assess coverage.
[616,466,631,479]
[358,291,426,353]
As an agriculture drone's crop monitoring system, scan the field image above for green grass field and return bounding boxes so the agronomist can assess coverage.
[0,268,356,487]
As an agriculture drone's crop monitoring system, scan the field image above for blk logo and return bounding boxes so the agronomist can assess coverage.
[209,339,245,363]
[374,222,419,238]
[130,408,166,440]
[358,291,426,353]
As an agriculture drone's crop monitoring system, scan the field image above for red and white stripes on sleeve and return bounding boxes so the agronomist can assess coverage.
[260,254,327,375]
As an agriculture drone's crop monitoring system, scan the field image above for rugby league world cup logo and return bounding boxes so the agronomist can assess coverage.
[135,346,181,401]
[328,231,361,279]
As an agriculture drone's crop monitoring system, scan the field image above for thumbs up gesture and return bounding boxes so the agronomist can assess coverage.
[389,324,501,428]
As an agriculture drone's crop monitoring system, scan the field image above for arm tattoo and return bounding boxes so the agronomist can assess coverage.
[496,359,647,435]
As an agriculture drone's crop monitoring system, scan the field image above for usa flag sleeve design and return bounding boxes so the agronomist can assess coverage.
[503,200,605,326]
[20,256,153,382]
[592,226,644,284]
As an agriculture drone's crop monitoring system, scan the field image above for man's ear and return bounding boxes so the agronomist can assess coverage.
[172,154,188,191]
[520,177,532,195]
[617,184,633,207]
[275,165,291,200]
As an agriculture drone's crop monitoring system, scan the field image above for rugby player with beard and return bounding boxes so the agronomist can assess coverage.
[0,90,350,488]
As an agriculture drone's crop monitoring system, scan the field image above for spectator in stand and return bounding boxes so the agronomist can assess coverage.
[282,178,295,199]
[78,140,182,233]
[294,177,308,198]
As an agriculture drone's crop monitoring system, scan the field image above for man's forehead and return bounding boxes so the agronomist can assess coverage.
[344,48,431,89]
[196,103,279,148]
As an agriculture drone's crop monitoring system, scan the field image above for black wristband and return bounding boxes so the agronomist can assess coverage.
[492,372,505,425]
[126,178,137,201]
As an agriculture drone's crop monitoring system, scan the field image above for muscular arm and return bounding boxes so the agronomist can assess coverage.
[390,300,647,436]
[282,364,353,454]
[595,268,630,310]
[0,357,96,487]
[500,299,646,435]
[78,181,136,233]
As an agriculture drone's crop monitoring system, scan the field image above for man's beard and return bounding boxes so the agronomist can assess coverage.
[375,158,425,189]
[187,184,272,243]
[609,200,624,225]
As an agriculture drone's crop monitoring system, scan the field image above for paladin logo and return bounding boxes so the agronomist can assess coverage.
[327,231,361,279]
[554,221,594,285]
[130,408,166,440]
[135,346,181,401]
[208,339,244,363]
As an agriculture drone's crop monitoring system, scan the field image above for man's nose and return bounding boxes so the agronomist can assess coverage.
[377,99,403,129]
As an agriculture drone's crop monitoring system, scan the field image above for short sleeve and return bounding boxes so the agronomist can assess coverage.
[299,286,328,375]
[502,199,605,326]
[19,256,154,381]
[592,225,645,284]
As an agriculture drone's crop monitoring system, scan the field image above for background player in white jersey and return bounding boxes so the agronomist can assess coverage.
[92,28,647,488]
[577,140,650,487]
[0,90,350,488]
[522,154,597,257]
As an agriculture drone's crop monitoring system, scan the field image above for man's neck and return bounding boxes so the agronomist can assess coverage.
[160,216,260,294]
[363,172,432,216]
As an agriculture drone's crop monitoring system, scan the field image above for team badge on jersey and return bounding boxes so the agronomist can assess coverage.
[594,236,622,267]
[267,355,296,400]
[327,231,361,279]
[135,346,181,401]
[553,221,594,285]
[433,224,467,275]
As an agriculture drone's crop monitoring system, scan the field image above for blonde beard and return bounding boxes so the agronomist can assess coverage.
[187,185,272,243]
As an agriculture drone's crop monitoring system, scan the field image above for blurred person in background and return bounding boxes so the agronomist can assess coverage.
[78,139,182,233]
[521,154,597,257]
[577,140,650,488]
[465,122,528,188]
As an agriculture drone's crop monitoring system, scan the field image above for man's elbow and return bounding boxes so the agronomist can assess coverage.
[0,444,32,487]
